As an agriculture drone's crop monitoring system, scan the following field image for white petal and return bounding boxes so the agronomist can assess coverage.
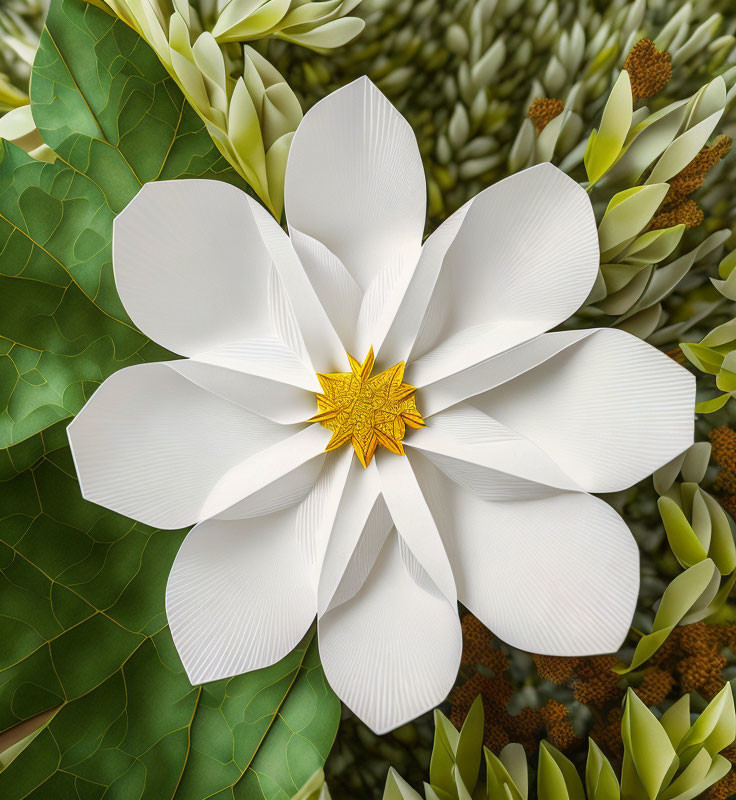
[376,452,457,604]
[317,459,391,615]
[374,200,471,361]
[114,180,283,357]
[67,363,291,529]
[205,424,330,520]
[473,328,695,492]
[289,226,363,354]
[166,509,315,684]
[169,358,316,424]
[406,163,599,387]
[114,179,343,371]
[319,532,462,734]
[418,330,595,417]
[410,452,639,656]
[408,404,581,494]
[297,447,353,588]
[285,77,425,291]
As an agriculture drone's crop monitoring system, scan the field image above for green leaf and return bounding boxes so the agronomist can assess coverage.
[585,70,632,185]
[455,695,483,793]
[430,710,461,799]
[597,184,670,260]
[384,768,423,800]
[621,690,679,800]
[0,448,340,798]
[585,739,620,800]
[537,742,585,800]
[485,746,527,800]
[616,560,721,673]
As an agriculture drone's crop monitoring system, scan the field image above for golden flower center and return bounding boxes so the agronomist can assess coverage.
[309,347,425,468]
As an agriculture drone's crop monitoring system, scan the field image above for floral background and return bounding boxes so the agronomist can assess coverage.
[1,0,736,798]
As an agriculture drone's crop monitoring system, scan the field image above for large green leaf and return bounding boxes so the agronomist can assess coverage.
[0,451,339,798]
[0,0,340,795]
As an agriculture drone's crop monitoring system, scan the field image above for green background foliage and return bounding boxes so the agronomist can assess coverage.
[0,0,341,796]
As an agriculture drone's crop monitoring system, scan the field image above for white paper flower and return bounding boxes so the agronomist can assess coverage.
[68,77,695,734]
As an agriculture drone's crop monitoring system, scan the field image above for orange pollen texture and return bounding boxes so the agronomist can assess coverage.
[309,347,425,468]
[528,97,564,133]
[623,38,672,100]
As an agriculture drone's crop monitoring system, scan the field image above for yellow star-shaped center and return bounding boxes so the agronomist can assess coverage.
[309,347,425,467]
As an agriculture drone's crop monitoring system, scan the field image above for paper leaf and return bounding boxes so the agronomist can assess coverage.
[616,560,720,673]
[585,739,620,800]
[384,768,423,800]
[621,690,679,800]
[584,70,633,185]
[537,742,585,800]
[455,696,483,793]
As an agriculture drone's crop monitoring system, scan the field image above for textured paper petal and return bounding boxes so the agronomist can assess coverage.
[376,451,457,604]
[405,163,599,387]
[409,403,581,493]
[203,424,330,520]
[473,328,695,492]
[410,452,639,655]
[417,330,596,417]
[67,362,291,528]
[114,180,289,356]
[285,76,425,292]
[317,459,392,615]
[114,179,343,372]
[318,532,462,734]
[169,358,317,423]
[289,226,363,354]
[166,509,315,684]
[372,201,471,361]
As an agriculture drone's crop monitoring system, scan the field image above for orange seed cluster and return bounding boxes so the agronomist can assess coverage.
[624,38,672,100]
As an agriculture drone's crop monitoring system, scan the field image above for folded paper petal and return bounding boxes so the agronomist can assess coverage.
[203,424,330,520]
[317,459,391,615]
[376,451,457,604]
[408,404,581,493]
[166,510,315,684]
[410,452,639,656]
[319,532,462,734]
[170,358,317,423]
[473,328,695,492]
[114,179,343,372]
[114,180,291,357]
[67,363,291,528]
[405,163,600,387]
[285,76,425,292]
[417,330,595,417]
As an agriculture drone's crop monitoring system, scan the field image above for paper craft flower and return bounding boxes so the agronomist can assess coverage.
[67,77,695,734]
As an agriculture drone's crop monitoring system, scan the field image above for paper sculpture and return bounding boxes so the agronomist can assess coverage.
[67,77,695,734]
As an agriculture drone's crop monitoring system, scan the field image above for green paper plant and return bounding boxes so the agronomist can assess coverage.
[82,0,364,216]
[681,248,736,413]
[615,443,736,674]
[578,63,733,342]
[0,0,340,796]
[381,689,736,800]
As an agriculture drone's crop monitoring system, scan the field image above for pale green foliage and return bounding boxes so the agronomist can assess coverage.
[681,248,736,412]
[291,769,333,800]
[382,689,736,800]
[580,69,731,341]
[86,0,324,216]
[614,445,736,673]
